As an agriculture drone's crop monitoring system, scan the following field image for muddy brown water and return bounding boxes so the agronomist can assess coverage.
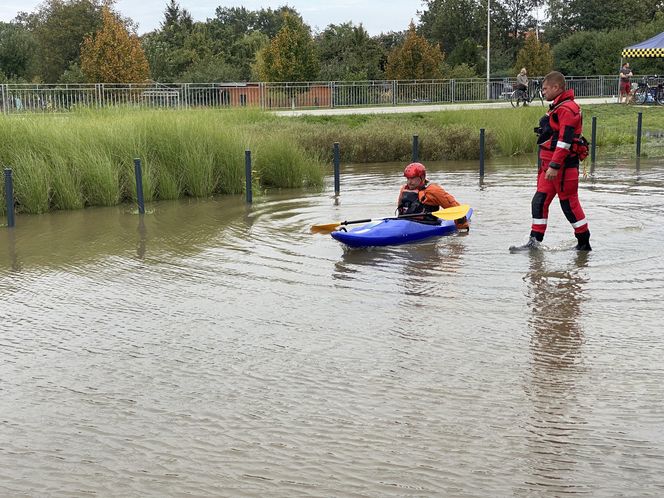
[1,159,663,496]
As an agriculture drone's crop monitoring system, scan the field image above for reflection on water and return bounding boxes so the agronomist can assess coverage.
[136,215,147,259]
[524,251,589,493]
[527,251,587,368]
[1,159,664,496]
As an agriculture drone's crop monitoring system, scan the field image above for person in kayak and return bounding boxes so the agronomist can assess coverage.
[397,162,469,230]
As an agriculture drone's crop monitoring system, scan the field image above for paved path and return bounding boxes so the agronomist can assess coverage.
[274,97,618,117]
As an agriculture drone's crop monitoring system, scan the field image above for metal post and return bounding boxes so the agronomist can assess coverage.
[590,116,597,164]
[133,158,145,214]
[479,129,485,177]
[412,135,419,162]
[245,150,253,203]
[333,142,340,196]
[636,112,643,158]
[4,168,15,227]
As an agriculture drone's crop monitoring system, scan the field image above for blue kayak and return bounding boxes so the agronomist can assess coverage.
[331,208,473,248]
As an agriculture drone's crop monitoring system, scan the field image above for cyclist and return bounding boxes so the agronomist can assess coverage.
[516,67,529,102]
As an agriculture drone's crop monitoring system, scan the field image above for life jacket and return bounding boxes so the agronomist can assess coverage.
[398,184,439,223]
[536,92,589,166]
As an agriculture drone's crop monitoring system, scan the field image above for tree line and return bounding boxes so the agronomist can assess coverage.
[1,0,664,85]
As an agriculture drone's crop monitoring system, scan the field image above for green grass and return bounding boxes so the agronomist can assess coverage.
[288,103,664,159]
[1,103,662,215]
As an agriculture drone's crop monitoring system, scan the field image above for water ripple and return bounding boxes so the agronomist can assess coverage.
[1,160,664,495]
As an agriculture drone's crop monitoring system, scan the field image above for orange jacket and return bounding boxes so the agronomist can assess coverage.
[397,182,468,229]
[397,182,460,210]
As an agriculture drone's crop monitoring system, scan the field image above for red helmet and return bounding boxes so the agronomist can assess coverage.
[403,162,426,179]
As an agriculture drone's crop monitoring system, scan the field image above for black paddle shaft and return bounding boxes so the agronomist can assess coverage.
[340,212,432,226]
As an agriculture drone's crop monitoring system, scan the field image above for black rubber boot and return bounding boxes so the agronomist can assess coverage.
[575,231,592,251]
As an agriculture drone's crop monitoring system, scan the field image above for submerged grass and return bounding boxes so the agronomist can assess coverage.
[1,103,662,215]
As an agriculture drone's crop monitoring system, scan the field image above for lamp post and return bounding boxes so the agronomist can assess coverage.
[486,0,491,100]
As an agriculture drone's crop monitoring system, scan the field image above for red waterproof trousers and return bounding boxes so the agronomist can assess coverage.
[530,162,589,239]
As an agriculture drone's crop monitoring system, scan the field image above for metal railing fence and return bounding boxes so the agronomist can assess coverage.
[0,75,631,114]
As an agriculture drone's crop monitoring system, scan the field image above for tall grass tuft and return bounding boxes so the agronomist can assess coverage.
[70,146,121,206]
[254,136,324,188]
[213,130,247,194]
[48,151,84,210]
[179,122,218,197]
[12,151,51,214]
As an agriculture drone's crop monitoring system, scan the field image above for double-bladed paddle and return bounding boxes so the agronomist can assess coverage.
[311,204,470,233]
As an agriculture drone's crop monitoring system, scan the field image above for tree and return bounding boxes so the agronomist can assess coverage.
[385,22,444,80]
[160,0,193,45]
[446,38,481,74]
[497,0,538,44]
[254,13,319,82]
[142,1,198,81]
[419,0,482,56]
[0,22,38,81]
[552,14,664,76]
[513,34,553,76]
[316,22,385,80]
[80,6,149,82]
[545,0,662,45]
[20,0,107,83]
[206,6,296,80]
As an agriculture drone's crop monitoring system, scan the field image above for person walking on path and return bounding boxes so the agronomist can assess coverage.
[510,71,592,252]
[619,62,633,104]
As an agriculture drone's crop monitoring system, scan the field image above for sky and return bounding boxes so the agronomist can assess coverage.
[0,0,423,36]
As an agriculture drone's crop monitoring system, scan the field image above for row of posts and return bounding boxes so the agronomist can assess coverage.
[0,112,648,227]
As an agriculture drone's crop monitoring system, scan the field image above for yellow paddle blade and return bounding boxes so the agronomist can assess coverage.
[310,222,341,233]
[430,204,471,220]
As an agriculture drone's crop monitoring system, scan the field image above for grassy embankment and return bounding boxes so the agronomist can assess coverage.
[1,104,663,215]
[288,103,664,161]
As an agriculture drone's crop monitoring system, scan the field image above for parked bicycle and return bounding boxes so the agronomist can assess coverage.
[632,76,664,105]
[510,79,544,108]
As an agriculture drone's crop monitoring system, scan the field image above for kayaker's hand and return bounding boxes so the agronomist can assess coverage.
[455,216,469,230]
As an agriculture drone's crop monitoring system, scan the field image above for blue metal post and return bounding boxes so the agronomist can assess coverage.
[245,150,252,203]
[479,129,485,177]
[636,112,643,158]
[4,168,15,227]
[412,135,419,162]
[333,142,340,196]
[590,116,597,164]
[133,158,145,214]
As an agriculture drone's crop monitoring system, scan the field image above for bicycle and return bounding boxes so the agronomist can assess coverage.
[510,80,544,108]
[632,76,664,105]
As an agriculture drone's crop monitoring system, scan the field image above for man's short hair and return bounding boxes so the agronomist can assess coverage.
[543,71,566,89]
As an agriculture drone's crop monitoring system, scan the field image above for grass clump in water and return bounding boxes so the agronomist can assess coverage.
[0,108,323,214]
[254,136,324,189]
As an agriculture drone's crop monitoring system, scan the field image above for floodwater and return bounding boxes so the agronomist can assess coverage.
[1,158,663,496]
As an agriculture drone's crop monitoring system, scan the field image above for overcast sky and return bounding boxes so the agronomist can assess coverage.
[0,0,423,35]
